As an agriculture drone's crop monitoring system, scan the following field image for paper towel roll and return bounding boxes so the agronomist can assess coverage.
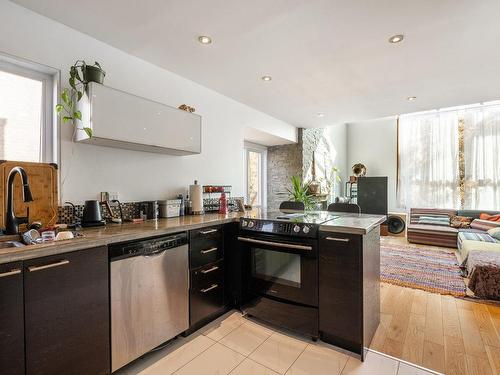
[189,180,204,214]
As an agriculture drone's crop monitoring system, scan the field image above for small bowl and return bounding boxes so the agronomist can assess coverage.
[55,231,74,241]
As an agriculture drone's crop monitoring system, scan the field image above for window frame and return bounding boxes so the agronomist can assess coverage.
[0,53,60,164]
[244,141,267,207]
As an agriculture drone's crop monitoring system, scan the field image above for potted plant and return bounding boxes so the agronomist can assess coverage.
[55,60,106,138]
[287,175,315,210]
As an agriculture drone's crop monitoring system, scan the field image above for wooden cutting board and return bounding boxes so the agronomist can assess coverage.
[0,161,58,230]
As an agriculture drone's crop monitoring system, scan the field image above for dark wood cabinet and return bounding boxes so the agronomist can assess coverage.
[189,225,226,329]
[319,229,380,360]
[0,261,24,375]
[24,246,110,375]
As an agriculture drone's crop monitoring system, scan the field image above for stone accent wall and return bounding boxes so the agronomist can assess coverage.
[266,129,303,211]
[266,127,346,210]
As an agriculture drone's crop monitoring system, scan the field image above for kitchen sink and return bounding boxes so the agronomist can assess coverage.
[0,241,25,249]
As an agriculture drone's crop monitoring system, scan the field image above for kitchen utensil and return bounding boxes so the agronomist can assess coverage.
[22,229,41,245]
[42,230,56,242]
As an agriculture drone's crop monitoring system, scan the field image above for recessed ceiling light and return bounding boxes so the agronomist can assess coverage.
[261,75,272,81]
[197,35,212,44]
[317,113,325,117]
[388,34,404,44]
[407,96,417,101]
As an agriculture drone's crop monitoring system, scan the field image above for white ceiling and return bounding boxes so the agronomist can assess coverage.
[13,0,500,128]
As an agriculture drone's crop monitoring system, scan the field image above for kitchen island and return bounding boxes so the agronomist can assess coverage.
[0,210,384,374]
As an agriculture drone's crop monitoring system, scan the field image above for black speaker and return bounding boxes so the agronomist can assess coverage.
[356,177,388,215]
[387,215,405,234]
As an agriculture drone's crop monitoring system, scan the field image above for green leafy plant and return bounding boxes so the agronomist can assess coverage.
[287,175,315,210]
[55,60,104,138]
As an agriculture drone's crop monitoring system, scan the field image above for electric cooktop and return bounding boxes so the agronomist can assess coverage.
[239,211,340,238]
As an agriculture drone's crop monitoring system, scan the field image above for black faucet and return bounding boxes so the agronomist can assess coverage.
[5,167,34,235]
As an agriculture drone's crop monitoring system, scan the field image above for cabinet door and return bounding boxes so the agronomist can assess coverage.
[24,247,110,375]
[0,261,24,375]
[319,232,362,354]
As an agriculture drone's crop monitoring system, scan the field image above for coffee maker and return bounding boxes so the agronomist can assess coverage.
[139,201,159,220]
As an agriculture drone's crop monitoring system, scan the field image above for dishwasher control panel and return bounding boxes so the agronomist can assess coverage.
[109,232,188,260]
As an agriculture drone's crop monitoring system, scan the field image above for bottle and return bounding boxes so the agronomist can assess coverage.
[178,194,185,216]
[218,192,228,214]
[185,194,192,215]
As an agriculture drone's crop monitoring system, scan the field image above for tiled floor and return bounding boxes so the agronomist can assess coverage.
[116,311,441,375]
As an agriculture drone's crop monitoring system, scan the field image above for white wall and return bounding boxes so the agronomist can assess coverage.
[323,124,347,184]
[346,117,400,211]
[0,1,296,203]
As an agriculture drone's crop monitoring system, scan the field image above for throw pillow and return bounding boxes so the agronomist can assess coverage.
[470,219,500,231]
[487,227,500,241]
[480,213,500,222]
[418,215,450,226]
[450,215,473,229]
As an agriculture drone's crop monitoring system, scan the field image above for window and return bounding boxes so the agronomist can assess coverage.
[245,142,267,207]
[398,102,500,210]
[0,57,57,163]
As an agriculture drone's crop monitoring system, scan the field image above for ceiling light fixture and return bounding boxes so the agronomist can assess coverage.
[317,113,325,117]
[197,35,212,44]
[388,34,404,44]
[261,75,272,81]
[407,96,417,101]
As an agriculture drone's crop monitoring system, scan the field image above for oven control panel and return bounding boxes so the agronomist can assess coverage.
[239,219,317,238]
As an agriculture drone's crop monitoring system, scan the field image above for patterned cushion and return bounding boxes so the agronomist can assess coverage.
[410,208,457,225]
[458,231,497,247]
[488,227,500,241]
[480,213,500,222]
[470,219,500,231]
[450,215,473,229]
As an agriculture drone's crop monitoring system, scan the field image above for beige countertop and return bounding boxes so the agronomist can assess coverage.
[319,213,386,235]
[0,209,385,264]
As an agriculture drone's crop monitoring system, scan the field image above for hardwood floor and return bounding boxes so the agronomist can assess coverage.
[372,237,500,374]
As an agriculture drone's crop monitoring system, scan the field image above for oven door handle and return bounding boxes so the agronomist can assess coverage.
[237,236,312,251]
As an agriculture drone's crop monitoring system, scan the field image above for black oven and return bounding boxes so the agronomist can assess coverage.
[238,233,319,337]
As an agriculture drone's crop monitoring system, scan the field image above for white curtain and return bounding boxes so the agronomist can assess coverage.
[463,105,500,210]
[398,111,460,209]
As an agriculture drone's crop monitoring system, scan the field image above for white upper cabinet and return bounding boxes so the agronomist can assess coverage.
[75,83,201,155]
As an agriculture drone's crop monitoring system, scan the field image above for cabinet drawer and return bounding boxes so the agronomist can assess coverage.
[190,237,223,268]
[0,261,24,375]
[191,260,224,289]
[190,281,224,326]
[190,225,222,242]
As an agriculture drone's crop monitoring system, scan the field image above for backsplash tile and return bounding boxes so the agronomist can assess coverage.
[57,197,244,224]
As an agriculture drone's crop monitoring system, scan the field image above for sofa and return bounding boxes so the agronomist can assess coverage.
[407,208,500,249]
[407,208,500,299]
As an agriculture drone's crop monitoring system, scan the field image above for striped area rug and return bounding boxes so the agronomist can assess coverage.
[381,242,466,296]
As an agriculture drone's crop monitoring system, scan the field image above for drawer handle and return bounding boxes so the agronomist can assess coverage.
[325,237,350,243]
[28,260,70,272]
[201,265,219,274]
[0,268,21,278]
[200,247,218,254]
[200,284,219,293]
[200,229,218,235]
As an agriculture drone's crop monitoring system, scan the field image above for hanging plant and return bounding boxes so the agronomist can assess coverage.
[55,60,105,138]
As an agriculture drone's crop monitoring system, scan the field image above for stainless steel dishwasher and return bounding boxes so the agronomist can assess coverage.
[109,232,189,372]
